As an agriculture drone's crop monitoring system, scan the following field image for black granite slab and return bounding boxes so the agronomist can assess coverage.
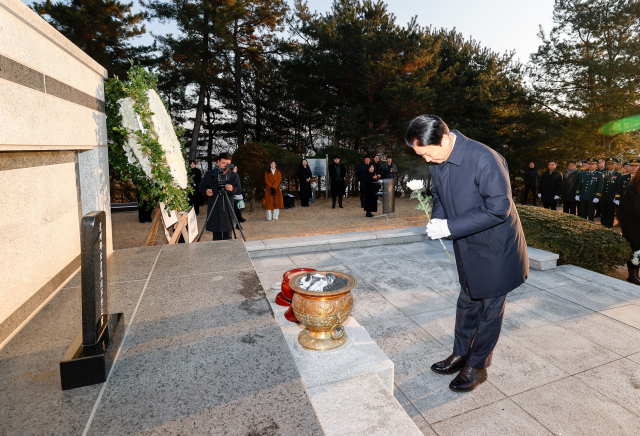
[0,241,323,435]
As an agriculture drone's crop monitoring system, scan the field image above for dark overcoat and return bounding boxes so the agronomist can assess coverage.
[430,131,529,299]
[357,162,369,191]
[562,170,579,201]
[538,169,563,202]
[299,165,313,200]
[198,168,242,232]
[329,163,347,197]
[364,172,378,213]
[621,183,640,251]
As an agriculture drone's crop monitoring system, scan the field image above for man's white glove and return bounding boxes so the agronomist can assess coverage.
[575,195,580,201]
[593,198,600,204]
[426,218,451,239]
[554,195,560,200]
[538,193,542,198]
[614,199,620,206]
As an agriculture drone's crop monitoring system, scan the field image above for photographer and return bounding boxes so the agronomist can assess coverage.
[198,153,242,240]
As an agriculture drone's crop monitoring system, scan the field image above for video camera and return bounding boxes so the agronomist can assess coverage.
[217,164,235,185]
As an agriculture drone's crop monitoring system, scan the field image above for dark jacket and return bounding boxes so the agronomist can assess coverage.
[617,173,633,205]
[602,170,622,201]
[357,162,369,190]
[364,171,378,213]
[198,168,242,232]
[382,161,398,179]
[576,171,604,201]
[621,183,640,251]
[430,131,529,299]
[562,169,579,201]
[538,169,563,202]
[299,165,312,200]
[524,167,538,186]
[329,163,346,197]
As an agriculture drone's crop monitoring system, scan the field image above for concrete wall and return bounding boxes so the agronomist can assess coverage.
[0,0,111,343]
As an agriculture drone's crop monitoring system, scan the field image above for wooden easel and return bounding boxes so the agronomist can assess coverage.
[142,206,190,247]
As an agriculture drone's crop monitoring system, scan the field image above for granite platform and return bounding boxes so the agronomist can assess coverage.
[252,239,640,435]
[0,241,324,435]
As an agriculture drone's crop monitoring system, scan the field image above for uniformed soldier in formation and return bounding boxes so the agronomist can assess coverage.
[576,158,604,221]
[594,158,606,218]
[600,158,621,228]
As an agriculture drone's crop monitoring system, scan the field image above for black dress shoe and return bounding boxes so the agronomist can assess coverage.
[431,354,466,375]
[449,365,487,392]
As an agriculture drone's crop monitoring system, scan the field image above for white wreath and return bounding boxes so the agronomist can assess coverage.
[118,89,188,189]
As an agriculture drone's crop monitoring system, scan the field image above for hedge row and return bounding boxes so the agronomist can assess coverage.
[516,205,632,273]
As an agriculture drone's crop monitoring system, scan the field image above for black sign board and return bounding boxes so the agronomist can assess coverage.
[60,211,124,390]
[81,211,108,346]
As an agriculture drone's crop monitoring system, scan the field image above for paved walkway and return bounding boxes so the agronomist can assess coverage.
[251,239,640,436]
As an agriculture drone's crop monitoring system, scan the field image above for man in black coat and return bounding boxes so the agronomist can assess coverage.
[189,160,203,215]
[406,115,529,392]
[329,155,347,209]
[198,153,242,240]
[562,161,580,215]
[523,162,538,206]
[357,156,371,209]
[538,160,563,210]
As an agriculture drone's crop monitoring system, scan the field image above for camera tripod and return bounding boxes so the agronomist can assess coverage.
[197,185,246,242]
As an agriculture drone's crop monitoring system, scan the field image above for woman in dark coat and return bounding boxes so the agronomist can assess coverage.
[620,170,640,284]
[364,164,379,217]
[299,159,313,207]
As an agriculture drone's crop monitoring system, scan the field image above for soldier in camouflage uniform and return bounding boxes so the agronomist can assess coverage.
[575,158,604,221]
[600,158,622,228]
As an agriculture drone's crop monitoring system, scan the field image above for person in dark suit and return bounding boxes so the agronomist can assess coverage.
[406,115,529,392]
[364,164,380,217]
[298,159,313,207]
[538,160,563,210]
[198,153,242,240]
[620,168,640,284]
[562,161,580,215]
[329,155,346,209]
[357,156,371,209]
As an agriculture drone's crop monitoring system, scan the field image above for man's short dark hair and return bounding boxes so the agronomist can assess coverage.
[189,160,196,165]
[405,115,450,147]
[567,160,576,165]
[334,155,340,159]
[548,160,556,164]
[387,156,393,159]
[218,152,230,161]
[364,156,370,160]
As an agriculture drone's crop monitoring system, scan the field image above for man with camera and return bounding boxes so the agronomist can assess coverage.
[198,152,242,240]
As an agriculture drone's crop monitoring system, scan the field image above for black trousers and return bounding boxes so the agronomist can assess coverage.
[523,184,537,205]
[600,200,616,228]
[212,231,232,240]
[579,200,596,220]
[360,191,366,208]
[563,200,578,215]
[301,198,310,207]
[543,201,557,210]
[332,195,343,208]
[595,201,601,218]
[453,285,507,369]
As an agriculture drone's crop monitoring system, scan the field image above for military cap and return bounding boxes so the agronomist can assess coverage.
[630,158,640,166]
[605,157,617,164]
[587,158,599,164]
[623,162,631,166]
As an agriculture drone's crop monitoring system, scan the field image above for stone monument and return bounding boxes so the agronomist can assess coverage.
[59,211,124,390]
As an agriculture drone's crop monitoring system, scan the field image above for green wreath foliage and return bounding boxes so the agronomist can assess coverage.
[105,63,192,213]
[517,205,632,273]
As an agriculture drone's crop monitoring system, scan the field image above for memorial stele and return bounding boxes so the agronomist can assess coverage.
[0,0,112,345]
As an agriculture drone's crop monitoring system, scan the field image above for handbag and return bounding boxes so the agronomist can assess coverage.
[237,199,245,209]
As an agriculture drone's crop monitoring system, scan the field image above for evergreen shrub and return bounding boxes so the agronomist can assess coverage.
[516,205,631,273]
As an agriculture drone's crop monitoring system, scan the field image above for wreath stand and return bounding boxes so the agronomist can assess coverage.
[142,206,190,247]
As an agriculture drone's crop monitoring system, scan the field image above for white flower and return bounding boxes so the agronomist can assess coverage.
[407,179,424,191]
[632,250,640,266]
[119,96,154,179]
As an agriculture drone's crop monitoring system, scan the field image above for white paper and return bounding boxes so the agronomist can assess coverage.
[159,202,178,228]
[187,207,198,242]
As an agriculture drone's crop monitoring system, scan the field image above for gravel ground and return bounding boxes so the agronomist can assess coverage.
[111,196,426,250]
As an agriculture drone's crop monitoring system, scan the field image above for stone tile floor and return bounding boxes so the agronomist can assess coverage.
[251,239,640,436]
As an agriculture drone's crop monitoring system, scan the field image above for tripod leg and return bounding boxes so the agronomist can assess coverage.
[197,194,221,242]
[224,191,246,241]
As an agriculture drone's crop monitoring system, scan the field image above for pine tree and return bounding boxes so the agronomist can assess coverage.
[32,0,147,78]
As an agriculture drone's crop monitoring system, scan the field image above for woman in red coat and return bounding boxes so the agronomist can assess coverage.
[265,160,284,220]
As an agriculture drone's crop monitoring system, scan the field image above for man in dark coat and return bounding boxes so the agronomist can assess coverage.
[382,156,398,179]
[562,161,579,215]
[198,153,242,240]
[538,160,563,210]
[357,156,371,209]
[600,158,622,228]
[523,162,538,206]
[329,155,346,209]
[575,158,603,221]
[406,115,528,393]
[189,160,203,215]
